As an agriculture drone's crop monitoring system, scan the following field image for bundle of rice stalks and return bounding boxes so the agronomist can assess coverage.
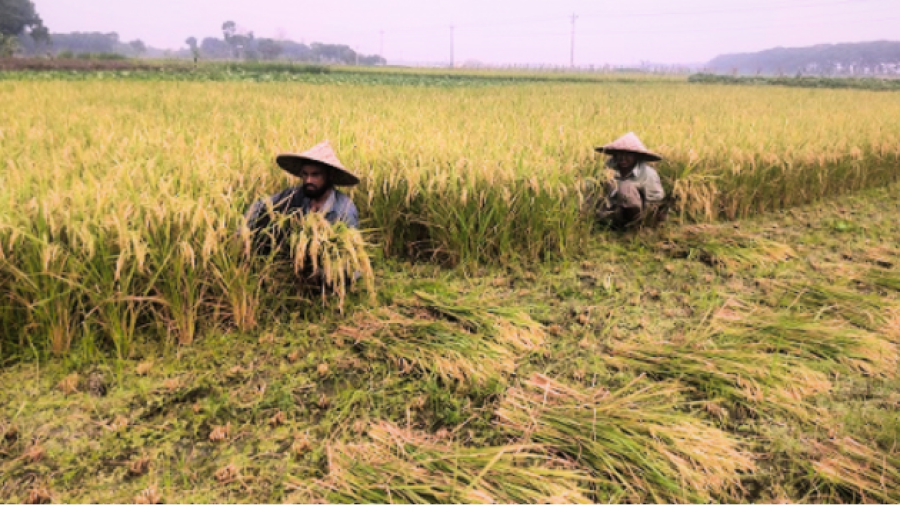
[495,374,756,503]
[727,313,898,378]
[411,291,547,351]
[660,227,795,273]
[337,311,515,385]
[801,437,900,503]
[335,292,545,384]
[771,281,886,330]
[600,336,830,421]
[291,421,592,504]
[277,212,375,311]
[861,267,900,293]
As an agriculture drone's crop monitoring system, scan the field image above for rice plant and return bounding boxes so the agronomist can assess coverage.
[291,421,593,504]
[3,75,900,361]
[495,374,756,503]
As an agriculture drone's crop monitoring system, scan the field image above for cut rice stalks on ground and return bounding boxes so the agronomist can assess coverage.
[659,226,796,273]
[725,313,898,378]
[770,280,887,331]
[334,292,546,385]
[495,374,756,503]
[600,335,830,421]
[800,436,900,503]
[288,421,593,504]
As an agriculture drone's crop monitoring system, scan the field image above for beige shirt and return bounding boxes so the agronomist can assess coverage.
[606,158,665,203]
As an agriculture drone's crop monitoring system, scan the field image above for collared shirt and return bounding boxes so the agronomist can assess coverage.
[245,186,359,230]
[606,158,665,204]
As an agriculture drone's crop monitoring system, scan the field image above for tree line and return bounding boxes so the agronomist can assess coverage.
[707,41,900,76]
[184,21,385,65]
[1,0,385,65]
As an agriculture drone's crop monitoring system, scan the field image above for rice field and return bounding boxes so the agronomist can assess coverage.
[2,75,900,356]
[1,69,900,503]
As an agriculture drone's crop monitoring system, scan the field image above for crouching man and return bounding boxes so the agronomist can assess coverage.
[244,141,360,255]
[594,132,667,230]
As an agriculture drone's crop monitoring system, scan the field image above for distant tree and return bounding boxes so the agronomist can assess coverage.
[279,39,311,61]
[310,42,357,64]
[258,38,283,60]
[129,39,146,56]
[185,36,199,60]
[200,37,230,59]
[360,54,386,66]
[709,41,900,76]
[0,0,50,55]
[48,32,119,55]
[222,20,241,58]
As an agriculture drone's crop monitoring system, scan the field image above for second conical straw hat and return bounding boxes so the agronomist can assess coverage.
[595,132,663,162]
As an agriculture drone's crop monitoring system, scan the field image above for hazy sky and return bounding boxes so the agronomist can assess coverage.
[33,0,900,65]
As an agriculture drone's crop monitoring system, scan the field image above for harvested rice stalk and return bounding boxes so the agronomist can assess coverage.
[495,374,756,503]
[412,291,547,351]
[601,336,830,420]
[285,212,375,312]
[338,308,512,384]
[771,280,886,330]
[660,227,795,273]
[804,437,900,503]
[292,421,592,504]
[134,486,161,504]
[728,313,898,378]
[336,295,545,384]
[861,267,900,293]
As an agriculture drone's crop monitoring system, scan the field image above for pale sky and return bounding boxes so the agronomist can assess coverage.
[32,0,900,66]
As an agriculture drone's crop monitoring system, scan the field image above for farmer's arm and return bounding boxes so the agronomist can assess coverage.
[643,169,665,203]
[244,187,300,231]
[342,201,360,229]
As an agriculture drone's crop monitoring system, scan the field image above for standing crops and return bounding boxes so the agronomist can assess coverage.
[2,77,900,358]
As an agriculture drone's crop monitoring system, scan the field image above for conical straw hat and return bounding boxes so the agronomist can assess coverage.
[595,132,662,162]
[276,141,360,187]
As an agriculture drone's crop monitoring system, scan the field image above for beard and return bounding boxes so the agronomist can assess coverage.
[302,183,329,200]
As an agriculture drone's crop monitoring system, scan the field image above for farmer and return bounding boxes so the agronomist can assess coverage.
[243,141,360,255]
[594,132,666,229]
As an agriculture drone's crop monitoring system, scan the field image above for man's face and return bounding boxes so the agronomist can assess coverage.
[298,164,331,199]
[613,152,638,173]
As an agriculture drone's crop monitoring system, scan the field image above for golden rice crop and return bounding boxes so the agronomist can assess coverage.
[2,77,900,358]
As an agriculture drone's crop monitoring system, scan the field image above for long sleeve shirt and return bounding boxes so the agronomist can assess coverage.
[606,158,666,204]
[244,186,359,231]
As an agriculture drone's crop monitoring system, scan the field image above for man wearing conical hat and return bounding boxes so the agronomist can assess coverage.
[594,132,666,229]
[244,141,360,254]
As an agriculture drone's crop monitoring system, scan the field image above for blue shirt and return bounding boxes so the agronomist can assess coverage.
[245,186,359,229]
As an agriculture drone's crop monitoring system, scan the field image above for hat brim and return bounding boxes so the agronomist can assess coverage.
[276,155,360,187]
[594,147,662,162]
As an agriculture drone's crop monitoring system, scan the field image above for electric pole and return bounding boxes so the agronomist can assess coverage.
[450,25,455,69]
[379,30,384,59]
[570,13,578,68]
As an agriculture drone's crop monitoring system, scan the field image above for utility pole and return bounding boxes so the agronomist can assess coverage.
[355,45,359,66]
[570,13,578,68]
[450,25,455,69]
[379,30,384,59]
